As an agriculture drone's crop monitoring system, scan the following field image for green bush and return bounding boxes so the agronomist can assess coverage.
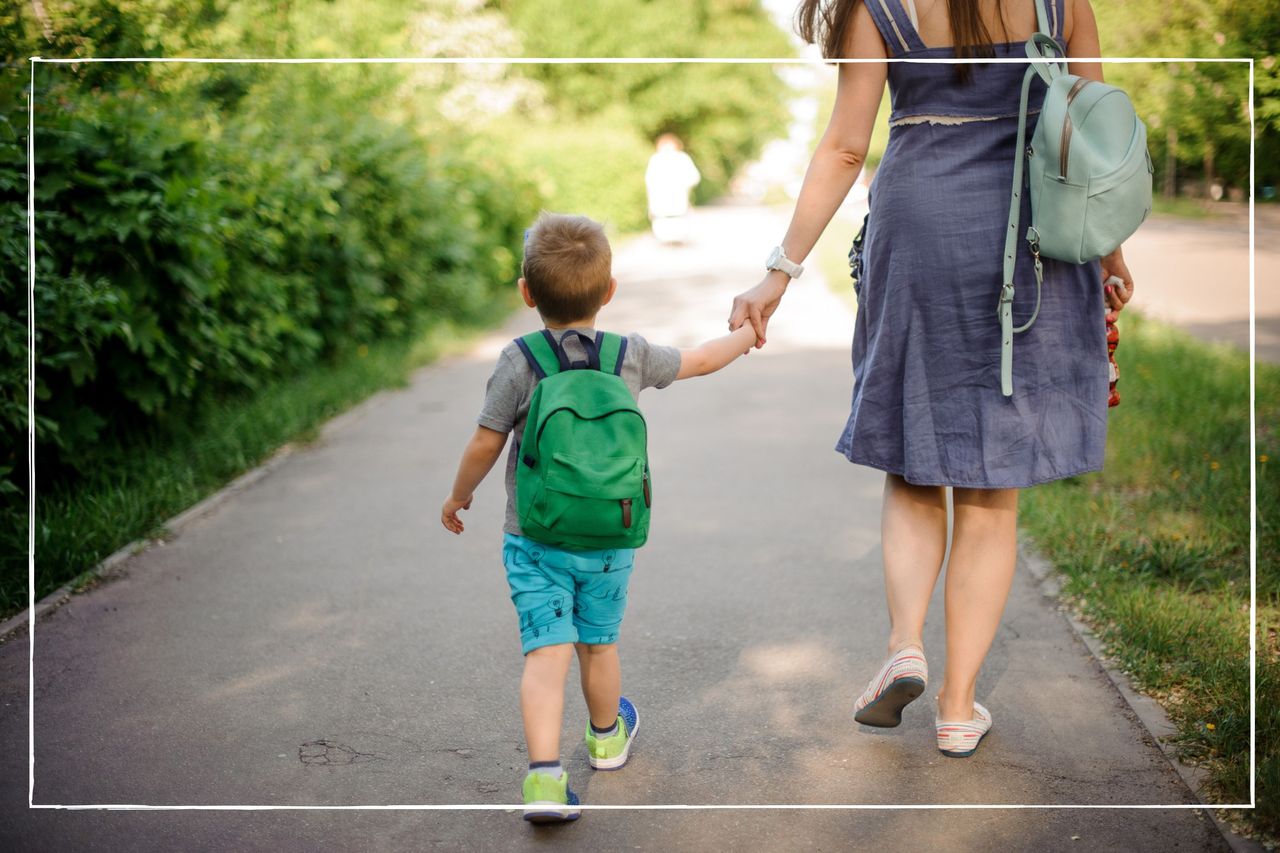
[490,114,653,233]
[503,0,792,202]
[1,0,791,602]
[0,73,539,590]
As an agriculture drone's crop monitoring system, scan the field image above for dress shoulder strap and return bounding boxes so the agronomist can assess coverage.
[863,0,928,56]
[903,0,920,30]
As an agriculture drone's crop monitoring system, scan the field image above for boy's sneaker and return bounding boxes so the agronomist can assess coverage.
[585,696,639,770]
[521,771,581,823]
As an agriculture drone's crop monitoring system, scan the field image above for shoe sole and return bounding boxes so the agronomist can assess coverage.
[588,709,639,770]
[523,804,581,823]
[938,730,990,758]
[854,677,926,728]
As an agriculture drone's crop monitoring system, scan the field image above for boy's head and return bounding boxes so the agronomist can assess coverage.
[520,212,614,324]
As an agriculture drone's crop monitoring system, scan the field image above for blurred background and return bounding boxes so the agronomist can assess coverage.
[0,0,1276,837]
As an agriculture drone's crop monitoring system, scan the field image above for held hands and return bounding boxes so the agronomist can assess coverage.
[441,494,473,535]
[1100,246,1134,313]
[728,270,790,349]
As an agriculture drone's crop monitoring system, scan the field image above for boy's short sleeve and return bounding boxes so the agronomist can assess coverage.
[626,332,681,390]
[477,348,527,433]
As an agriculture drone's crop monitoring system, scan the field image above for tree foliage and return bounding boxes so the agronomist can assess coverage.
[2,0,793,582]
[499,0,793,209]
[1094,0,1277,193]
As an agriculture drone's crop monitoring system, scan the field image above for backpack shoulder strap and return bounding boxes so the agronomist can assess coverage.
[1033,0,1052,37]
[514,331,562,381]
[597,332,627,377]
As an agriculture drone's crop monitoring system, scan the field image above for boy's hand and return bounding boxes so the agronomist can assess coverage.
[441,495,473,534]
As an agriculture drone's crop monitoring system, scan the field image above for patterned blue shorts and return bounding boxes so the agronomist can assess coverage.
[502,533,635,655]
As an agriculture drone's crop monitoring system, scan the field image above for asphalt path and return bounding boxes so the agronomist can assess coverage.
[1,205,1233,851]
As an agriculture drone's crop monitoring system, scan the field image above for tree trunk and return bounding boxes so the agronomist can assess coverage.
[29,0,53,40]
[1164,127,1177,198]
[1204,140,1217,199]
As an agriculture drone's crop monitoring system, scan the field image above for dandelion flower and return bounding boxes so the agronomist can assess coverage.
[1210,461,1220,471]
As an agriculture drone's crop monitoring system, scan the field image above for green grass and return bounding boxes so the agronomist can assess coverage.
[1150,195,1217,220]
[1020,312,1278,841]
[5,308,513,619]
[811,207,861,309]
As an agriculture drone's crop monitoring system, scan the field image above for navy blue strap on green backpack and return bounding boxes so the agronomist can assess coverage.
[515,330,627,380]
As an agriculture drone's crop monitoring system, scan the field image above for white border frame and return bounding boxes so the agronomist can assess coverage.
[25,54,1257,812]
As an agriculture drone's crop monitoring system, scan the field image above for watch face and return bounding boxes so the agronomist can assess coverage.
[767,247,782,267]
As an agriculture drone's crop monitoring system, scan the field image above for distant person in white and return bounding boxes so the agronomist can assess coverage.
[645,133,701,245]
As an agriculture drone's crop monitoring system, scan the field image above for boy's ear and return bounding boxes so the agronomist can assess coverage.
[517,277,537,309]
[600,277,618,307]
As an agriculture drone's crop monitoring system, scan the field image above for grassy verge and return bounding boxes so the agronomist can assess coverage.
[1020,312,1277,841]
[7,306,514,619]
[1150,195,1217,219]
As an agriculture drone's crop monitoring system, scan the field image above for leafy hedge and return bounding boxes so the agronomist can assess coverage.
[491,114,654,233]
[2,0,794,602]
[0,71,538,575]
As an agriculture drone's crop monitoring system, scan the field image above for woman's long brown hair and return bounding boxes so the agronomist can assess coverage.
[796,0,1005,82]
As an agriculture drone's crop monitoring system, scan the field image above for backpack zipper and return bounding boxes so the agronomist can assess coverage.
[533,406,646,448]
[1060,78,1093,180]
[620,499,632,529]
[642,467,651,507]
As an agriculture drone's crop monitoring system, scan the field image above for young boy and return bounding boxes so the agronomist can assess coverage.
[440,212,757,822]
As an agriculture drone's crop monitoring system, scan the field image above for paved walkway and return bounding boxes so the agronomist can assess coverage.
[1119,204,1279,363]
[1,206,1234,851]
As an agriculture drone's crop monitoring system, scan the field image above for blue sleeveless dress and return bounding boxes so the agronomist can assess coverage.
[835,0,1109,488]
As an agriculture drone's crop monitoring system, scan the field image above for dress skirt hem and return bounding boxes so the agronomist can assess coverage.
[836,445,1104,490]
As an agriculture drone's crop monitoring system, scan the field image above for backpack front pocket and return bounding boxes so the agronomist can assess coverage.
[535,453,648,543]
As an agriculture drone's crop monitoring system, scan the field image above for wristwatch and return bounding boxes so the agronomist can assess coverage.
[765,246,804,279]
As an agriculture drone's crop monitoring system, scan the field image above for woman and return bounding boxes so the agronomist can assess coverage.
[729,0,1135,757]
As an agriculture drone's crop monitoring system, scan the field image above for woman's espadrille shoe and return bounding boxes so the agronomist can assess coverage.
[935,701,993,758]
[853,645,928,728]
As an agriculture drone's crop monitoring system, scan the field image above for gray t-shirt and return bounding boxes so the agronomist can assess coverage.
[477,327,682,536]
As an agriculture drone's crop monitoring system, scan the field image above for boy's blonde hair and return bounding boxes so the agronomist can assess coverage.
[522,212,612,324]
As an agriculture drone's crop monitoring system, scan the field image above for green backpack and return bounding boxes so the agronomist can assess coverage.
[514,329,651,551]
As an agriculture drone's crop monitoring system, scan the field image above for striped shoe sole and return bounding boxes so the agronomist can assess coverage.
[854,676,927,728]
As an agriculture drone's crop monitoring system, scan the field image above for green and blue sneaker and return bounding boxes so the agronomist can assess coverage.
[585,696,639,770]
[521,771,581,823]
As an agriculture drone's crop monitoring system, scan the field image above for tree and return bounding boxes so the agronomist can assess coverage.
[1093,0,1274,195]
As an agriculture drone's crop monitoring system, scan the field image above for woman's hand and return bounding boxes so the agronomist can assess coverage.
[728,270,790,348]
[1100,246,1134,313]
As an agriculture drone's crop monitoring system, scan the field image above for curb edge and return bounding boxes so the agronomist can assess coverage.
[1019,539,1262,853]
[0,444,297,643]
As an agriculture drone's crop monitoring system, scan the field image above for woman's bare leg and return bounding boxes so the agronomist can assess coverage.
[938,486,1019,720]
[880,474,948,654]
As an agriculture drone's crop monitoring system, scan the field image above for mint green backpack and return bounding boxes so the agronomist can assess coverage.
[998,0,1153,396]
[514,330,651,551]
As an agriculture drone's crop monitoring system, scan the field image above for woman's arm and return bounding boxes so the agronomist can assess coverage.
[728,2,888,346]
[1064,0,1103,83]
[1066,0,1135,312]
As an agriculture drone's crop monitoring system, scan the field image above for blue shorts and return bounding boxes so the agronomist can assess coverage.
[503,533,635,655]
